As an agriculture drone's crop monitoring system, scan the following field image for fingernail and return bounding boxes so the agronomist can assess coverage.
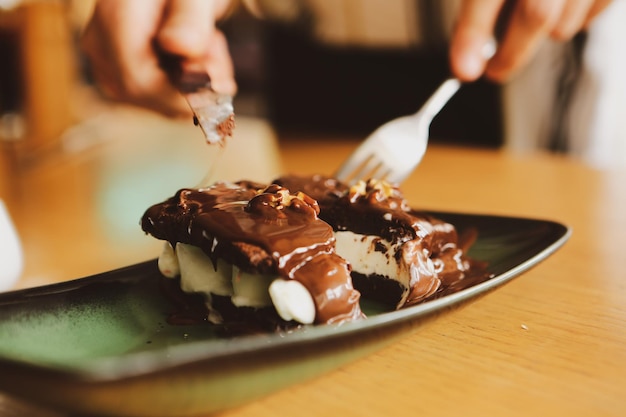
[482,38,497,60]
[459,51,484,81]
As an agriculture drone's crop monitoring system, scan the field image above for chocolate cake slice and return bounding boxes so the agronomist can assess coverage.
[274,175,477,309]
[141,181,363,328]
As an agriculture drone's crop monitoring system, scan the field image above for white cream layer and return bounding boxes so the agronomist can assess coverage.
[158,242,316,324]
[334,231,439,308]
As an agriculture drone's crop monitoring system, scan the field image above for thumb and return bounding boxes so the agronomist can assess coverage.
[156,0,236,95]
[450,0,504,81]
[156,0,216,59]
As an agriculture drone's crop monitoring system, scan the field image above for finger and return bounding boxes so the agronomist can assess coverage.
[81,0,165,95]
[582,0,614,27]
[115,1,190,114]
[551,0,596,40]
[81,0,190,116]
[156,0,216,59]
[80,1,130,100]
[450,0,505,81]
[156,0,236,95]
[204,29,237,95]
[486,0,566,81]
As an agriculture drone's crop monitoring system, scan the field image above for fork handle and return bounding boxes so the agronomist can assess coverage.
[418,78,461,119]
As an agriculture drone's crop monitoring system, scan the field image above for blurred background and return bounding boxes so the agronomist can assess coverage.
[2,0,625,171]
[0,0,503,164]
[0,0,624,289]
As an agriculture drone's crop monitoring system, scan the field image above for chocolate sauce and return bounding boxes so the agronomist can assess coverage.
[274,175,490,308]
[142,181,363,324]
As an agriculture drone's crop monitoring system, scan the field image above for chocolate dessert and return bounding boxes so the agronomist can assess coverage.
[141,181,363,329]
[274,175,480,308]
[142,175,487,331]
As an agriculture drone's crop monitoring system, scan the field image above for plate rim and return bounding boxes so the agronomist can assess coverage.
[0,211,572,383]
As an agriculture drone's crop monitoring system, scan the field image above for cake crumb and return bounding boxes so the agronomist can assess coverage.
[217,113,235,139]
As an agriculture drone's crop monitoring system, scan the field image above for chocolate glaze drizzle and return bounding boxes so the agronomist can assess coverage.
[142,181,363,325]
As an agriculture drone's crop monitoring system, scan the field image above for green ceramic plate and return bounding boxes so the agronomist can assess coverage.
[0,212,570,417]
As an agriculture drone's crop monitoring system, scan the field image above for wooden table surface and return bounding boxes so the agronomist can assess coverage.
[1,116,625,416]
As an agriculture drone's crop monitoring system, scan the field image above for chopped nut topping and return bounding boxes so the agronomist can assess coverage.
[247,184,320,218]
[347,179,400,204]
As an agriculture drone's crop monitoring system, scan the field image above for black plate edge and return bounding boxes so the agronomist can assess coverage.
[0,212,572,383]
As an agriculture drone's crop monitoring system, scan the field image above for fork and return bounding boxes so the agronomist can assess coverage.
[333,77,461,186]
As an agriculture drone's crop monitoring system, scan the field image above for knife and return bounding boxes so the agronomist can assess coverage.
[178,71,235,145]
[159,53,235,145]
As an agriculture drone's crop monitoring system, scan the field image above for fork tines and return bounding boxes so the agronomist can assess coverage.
[336,153,391,185]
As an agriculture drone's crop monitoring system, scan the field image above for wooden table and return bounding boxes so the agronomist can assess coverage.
[1,117,625,416]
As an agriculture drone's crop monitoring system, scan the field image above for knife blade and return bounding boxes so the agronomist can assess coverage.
[159,52,235,145]
[178,71,235,145]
